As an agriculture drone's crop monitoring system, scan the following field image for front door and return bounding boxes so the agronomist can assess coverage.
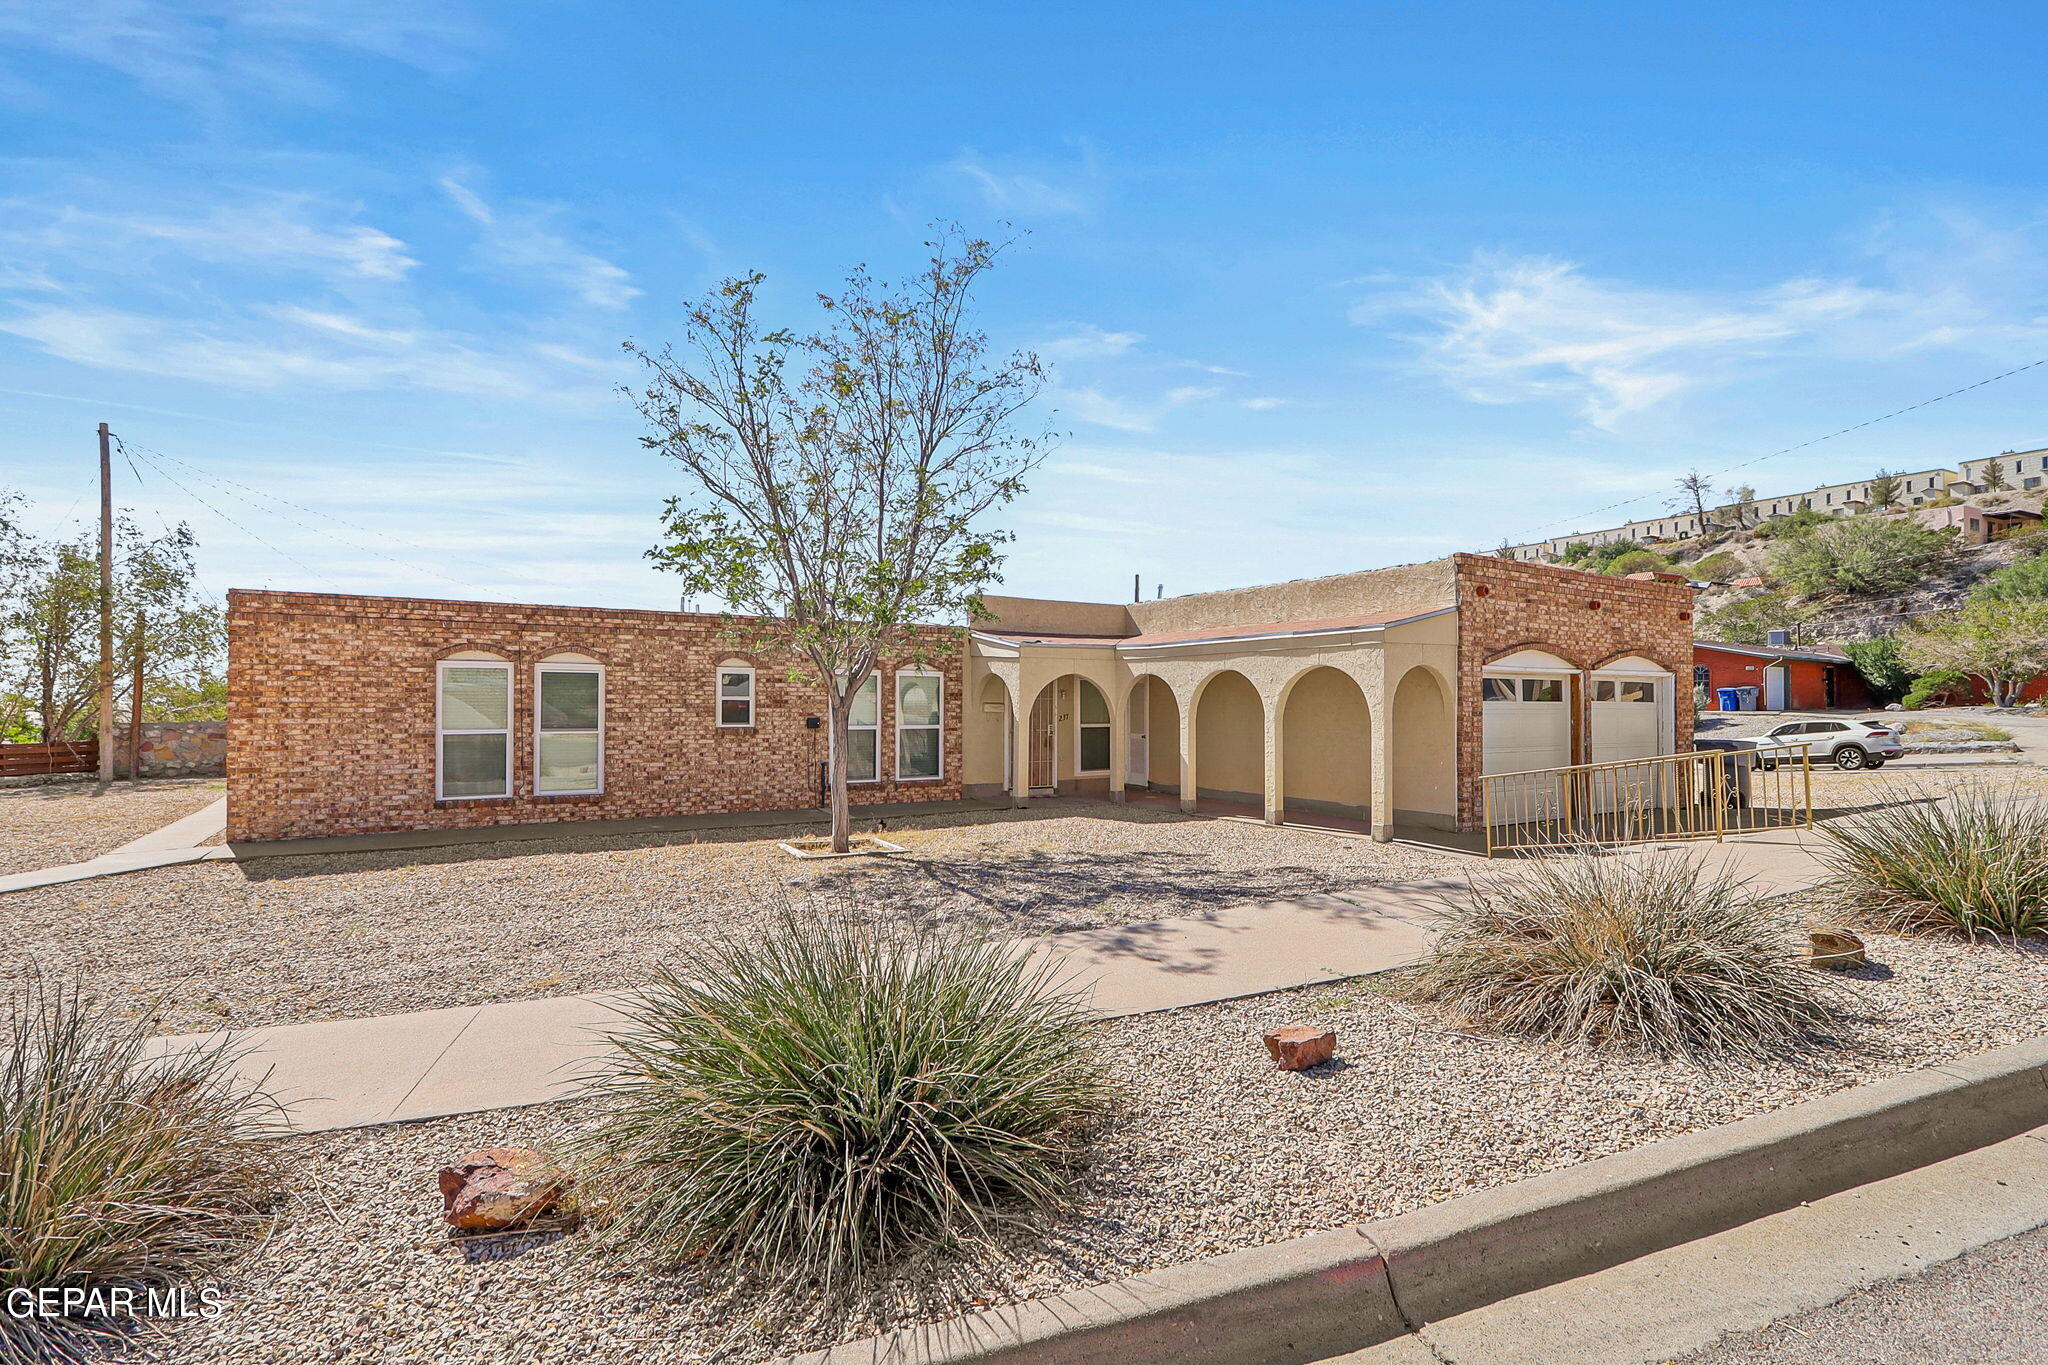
[1127,686,1149,787]
[1764,665,1789,711]
[1028,687,1056,789]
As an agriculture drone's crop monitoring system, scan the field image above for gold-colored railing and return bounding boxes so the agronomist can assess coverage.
[1481,744,1814,855]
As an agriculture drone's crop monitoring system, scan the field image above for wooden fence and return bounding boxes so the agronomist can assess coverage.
[0,741,99,777]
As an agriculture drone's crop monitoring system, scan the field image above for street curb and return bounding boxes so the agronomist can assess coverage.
[785,1036,2048,1365]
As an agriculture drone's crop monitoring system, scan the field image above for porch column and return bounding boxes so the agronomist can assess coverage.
[1178,693,1199,815]
[1108,686,1128,803]
[1010,685,1033,808]
[1262,697,1284,826]
[1368,658,1394,843]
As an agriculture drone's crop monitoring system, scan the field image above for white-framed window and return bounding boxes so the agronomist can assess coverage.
[895,670,942,780]
[437,658,511,800]
[717,662,755,727]
[1075,678,1111,774]
[535,661,603,795]
[844,672,881,783]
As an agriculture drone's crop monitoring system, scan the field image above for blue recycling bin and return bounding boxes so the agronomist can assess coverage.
[1716,687,1743,712]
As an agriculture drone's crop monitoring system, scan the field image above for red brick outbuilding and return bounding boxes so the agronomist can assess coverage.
[1694,638,1871,712]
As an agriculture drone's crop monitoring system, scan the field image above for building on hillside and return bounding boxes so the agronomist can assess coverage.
[1914,502,2046,544]
[225,555,1696,845]
[1693,634,1871,712]
[1501,450,2048,564]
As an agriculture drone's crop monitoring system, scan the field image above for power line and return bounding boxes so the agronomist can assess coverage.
[116,441,226,607]
[117,440,343,590]
[1515,356,2048,543]
[116,440,489,589]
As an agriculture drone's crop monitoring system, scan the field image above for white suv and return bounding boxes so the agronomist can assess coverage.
[1748,719,1905,771]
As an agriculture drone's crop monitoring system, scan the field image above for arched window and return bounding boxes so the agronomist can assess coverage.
[536,657,603,794]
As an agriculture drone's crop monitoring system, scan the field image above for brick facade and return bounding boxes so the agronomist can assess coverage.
[226,591,963,842]
[1451,554,1697,828]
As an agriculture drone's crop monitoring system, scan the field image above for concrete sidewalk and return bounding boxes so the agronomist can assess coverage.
[0,795,232,895]
[142,827,1836,1135]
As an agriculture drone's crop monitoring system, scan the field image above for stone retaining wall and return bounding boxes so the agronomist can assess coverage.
[114,721,227,778]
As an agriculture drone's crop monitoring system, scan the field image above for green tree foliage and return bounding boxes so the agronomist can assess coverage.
[0,501,222,742]
[1559,540,1594,564]
[1982,461,2012,491]
[628,229,1047,852]
[1767,518,1954,600]
[1902,599,2048,707]
[1843,636,1914,705]
[1866,469,1902,511]
[1696,589,1810,645]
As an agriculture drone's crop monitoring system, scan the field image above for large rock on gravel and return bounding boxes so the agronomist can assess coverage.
[438,1147,572,1232]
[1263,1025,1338,1071]
[1807,930,1867,970]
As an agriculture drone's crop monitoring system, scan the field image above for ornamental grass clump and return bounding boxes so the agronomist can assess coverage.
[1814,786,2048,938]
[576,911,1113,1305]
[0,975,283,1365]
[1405,851,1837,1061]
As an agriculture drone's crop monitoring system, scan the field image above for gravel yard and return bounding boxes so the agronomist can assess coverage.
[0,777,223,876]
[131,928,2048,1365]
[1,800,1470,1034]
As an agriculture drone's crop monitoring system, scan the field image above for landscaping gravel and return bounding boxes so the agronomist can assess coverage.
[0,777,223,876]
[0,801,1470,1034]
[128,929,2048,1365]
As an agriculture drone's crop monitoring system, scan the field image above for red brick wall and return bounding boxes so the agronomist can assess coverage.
[1696,649,1871,711]
[227,591,964,842]
[1451,555,1697,829]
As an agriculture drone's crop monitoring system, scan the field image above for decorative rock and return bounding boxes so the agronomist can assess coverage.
[438,1147,572,1233]
[1263,1025,1338,1071]
[1808,930,1867,970]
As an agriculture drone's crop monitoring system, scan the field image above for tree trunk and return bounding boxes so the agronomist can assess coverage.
[826,687,855,854]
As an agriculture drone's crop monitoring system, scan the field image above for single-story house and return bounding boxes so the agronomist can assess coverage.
[225,554,1695,844]
[1693,635,1871,711]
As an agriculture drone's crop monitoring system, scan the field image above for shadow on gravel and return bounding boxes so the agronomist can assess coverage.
[805,847,1362,936]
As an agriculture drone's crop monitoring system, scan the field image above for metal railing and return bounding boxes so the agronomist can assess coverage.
[1482,744,1814,855]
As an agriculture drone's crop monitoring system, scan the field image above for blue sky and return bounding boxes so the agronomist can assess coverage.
[5,2,2048,611]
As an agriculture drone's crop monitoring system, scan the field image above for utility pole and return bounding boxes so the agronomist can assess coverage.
[130,612,144,783]
[97,422,114,785]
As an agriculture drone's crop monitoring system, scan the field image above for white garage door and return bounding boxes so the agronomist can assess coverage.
[1591,676,1667,765]
[1482,674,1571,775]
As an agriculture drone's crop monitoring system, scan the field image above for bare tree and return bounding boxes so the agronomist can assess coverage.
[627,228,1048,852]
[1672,470,1715,525]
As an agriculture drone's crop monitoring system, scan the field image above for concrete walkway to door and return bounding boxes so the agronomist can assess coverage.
[140,825,1837,1135]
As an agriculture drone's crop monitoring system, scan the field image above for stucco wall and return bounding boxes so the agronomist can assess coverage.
[1139,675,1180,788]
[1193,671,1264,803]
[1389,666,1454,825]
[1126,557,1458,634]
[1280,667,1370,816]
[978,595,1136,638]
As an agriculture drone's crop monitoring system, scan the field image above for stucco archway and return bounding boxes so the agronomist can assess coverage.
[1279,666,1371,823]
[1020,673,1118,795]
[1192,669,1264,811]
[1390,664,1455,830]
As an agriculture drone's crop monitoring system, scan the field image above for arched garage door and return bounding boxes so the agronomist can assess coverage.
[1482,653,1573,775]
[1590,659,1674,765]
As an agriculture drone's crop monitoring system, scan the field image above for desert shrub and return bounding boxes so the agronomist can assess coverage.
[1768,517,1955,599]
[1603,549,1672,577]
[1752,506,1828,539]
[1403,851,1837,1061]
[1,975,281,1365]
[1815,786,2048,937]
[1901,667,1971,709]
[1974,552,2048,603]
[576,911,1113,1304]
[1690,551,1745,581]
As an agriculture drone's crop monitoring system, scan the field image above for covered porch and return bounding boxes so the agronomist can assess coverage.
[966,611,1459,842]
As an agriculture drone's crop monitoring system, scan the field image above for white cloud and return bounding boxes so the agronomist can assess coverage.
[2,192,417,284]
[947,146,1102,217]
[1037,323,1144,361]
[1240,396,1286,411]
[1052,383,1218,434]
[0,0,477,107]
[440,176,640,311]
[1371,254,1884,428]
